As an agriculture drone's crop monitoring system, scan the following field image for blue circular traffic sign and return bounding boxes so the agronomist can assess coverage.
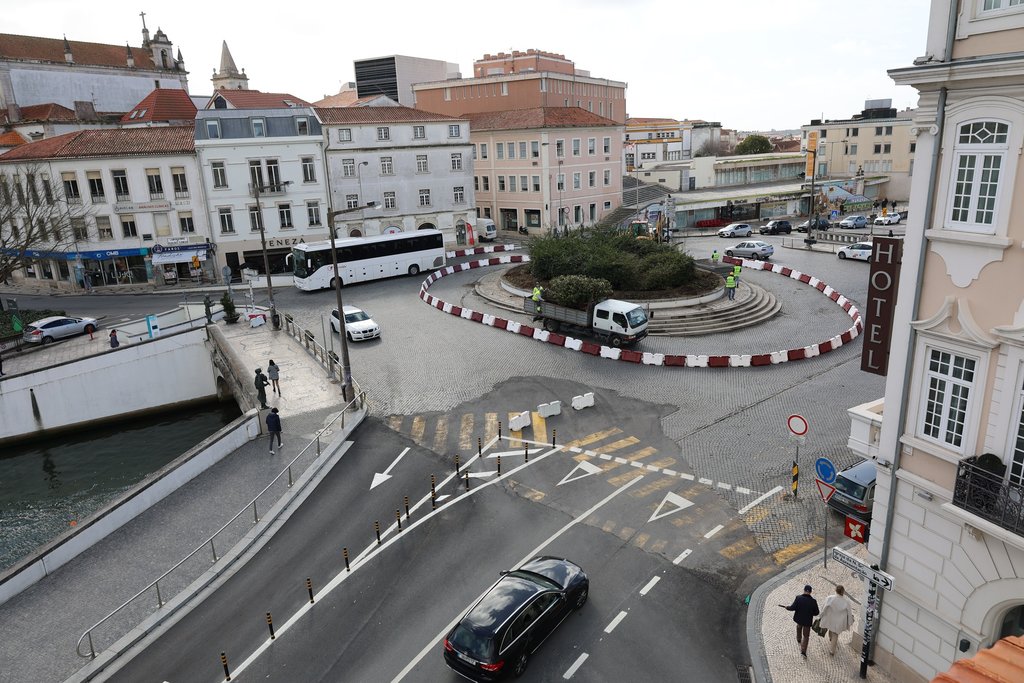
[815,457,837,484]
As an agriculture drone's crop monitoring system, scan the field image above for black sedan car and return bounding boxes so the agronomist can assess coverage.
[443,556,589,680]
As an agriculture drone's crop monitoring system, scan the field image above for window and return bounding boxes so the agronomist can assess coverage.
[301,157,316,182]
[252,118,266,137]
[474,176,479,191]
[218,208,234,234]
[603,136,611,154]
[453,186,465,203]
[498,176,506,192]
[384,191,397,209]
[531,141,540,158]
[172,167,188,198]
[983,0,1024,10]
[95,216,113,240]
[480,143,488,159]
[278,203,293,228]
[873,143,892,154]
[380,157,393,175]
[296,117,309,136]
[532,175,540,192]
[451,153,463,171]
[71,217,88,241]
[306,201,321,226]
[507,141,516,159]
[343,158,356,178]
[573,172,581,190]
[1010,375,1024,488]
[249,160,264,190]
[122,216,138,238]
[910,142,917,153]
[346,194,359,209]
[588,138,596,155]
[588,171,596,187]
[448,124,460,138]
[62,172,80,202]
[206,119,221,139]
[572,139,581,156]
[338,128,352,142]
[556,140,565,157]
[851,127,859,137]
[604,169,611,186]
[266,160,281,191]
[112,170,130,199]
[41,175,53,204]
[949,120,1008,231]
[520,175,528,192]
[921,349,976,450]
[849,144,858,155]
[413,125,425,139]
[87,171,105,202]
[377,126,390,141]
[557,173,564,191]
[509,176,517,192]
[179,211,195,233]
[589,203,596,221]
[519,142,528,159]
[146,169,164,199]
[416,155,429,173]
[418,189,431,206]
[211,161,227,189]
[496,143,504,160]
[482,176,489,191]
[249,205,264,231]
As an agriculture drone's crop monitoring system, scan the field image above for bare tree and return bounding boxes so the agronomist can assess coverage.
[0,163,91,284]
[693,140,719,158]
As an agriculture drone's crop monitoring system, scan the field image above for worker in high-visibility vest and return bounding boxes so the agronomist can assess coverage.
[732,263,742,279]
[711,250,719,264]
[531,285,544,320]
[725,273,737,301]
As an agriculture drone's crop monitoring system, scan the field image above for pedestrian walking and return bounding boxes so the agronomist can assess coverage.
[531,284,544,321]
[254,368,270,410]
[732,263,742,280]
[711,249,719,264]
[267,359,281,396]
[266,407,282,454]
[109,329,120,348]
[780,585,820,657]
[725,273,737,301]
[818,585,855,656]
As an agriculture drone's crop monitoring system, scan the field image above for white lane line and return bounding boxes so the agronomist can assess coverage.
[598,453,612,460]
[614,456,628,464]
[679,472,695,481]
[717,482,732,491]
[639,576,660,596]
[672,548,692,565]
[662,468,677,476]
[704,524,724,539]
[738,485,784,515]
[604,611,628,634]
[563,653,589,679]
[391,475,645,682]
[736,486,752,495]
[699,477,713,485]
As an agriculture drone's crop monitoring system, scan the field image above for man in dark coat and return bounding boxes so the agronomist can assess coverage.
[780,584,820,657]
[254,368,270,410]
[266,407,282,454]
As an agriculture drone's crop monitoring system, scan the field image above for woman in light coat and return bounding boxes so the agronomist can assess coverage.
[819,585,855,655]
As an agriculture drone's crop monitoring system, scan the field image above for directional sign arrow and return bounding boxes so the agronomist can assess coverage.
[558,461,603,486]
[370,447,410,490]
[831,547,894,591]
[648,491,694,522]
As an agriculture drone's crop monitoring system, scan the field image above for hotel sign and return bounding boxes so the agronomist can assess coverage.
[861,237,903,376]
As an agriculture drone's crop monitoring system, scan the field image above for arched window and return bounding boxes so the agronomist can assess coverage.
[948,120,1008,233]
[348,229,362,237]
[998,604,1024,639]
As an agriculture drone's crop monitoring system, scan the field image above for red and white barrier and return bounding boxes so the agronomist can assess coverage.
[417,253,862,369]
[445,244,518,259]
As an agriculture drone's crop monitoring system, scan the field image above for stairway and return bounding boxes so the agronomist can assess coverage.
[646,281,781,336]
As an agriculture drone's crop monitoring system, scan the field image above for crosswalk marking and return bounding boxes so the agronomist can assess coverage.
[410,416,426,445]
[718,536,759,560]
[564,427,622,449]
[432,415,449,453]
[633,532,651,549]
[507,411,523,446]
[458,414,475,451]
[629,477,676,499]
[387,415,403,431]
[531,412,547,446]
[483,412,498,445]
[606,470,645,487]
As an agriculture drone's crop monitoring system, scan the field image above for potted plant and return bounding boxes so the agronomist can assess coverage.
[220,292,240,324]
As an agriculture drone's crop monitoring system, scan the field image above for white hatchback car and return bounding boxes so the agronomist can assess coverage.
[717,223,753,238]
[874,213,901,225]
[838,241,874,262]
[331,306,381,341]
[725,241,774,260]
[23,315,99,344]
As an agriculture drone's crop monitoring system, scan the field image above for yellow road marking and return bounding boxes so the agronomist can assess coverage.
[628,477,676,498]
[600,436,641,453]
[617,526,636,541]
[386,415,403,431]
[743,507,770,524]
[458,414,474,451]
[772,538,821,565]
[531,412,547,445]
[648,457,677,470]
[633,532,650,549]
[432,415,449,453]
[600,445,657,472]
[649,539,667,554]
[564,427,623,450]
[410,416,426,445]
[483,413,498,445]
[718,537,759,560]
[507,411,523,446]
[602,520,616,534]
[606,470,645,487]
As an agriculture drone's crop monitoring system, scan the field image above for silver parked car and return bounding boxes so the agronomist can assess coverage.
[717,223,753,238]
[839,215,868,229]
[331,306,381,341]
[23,316,99,344]
[725,241,774,260]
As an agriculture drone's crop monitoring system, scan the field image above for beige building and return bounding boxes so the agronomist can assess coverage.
[801,100,917,200]
[844,2,1024,681]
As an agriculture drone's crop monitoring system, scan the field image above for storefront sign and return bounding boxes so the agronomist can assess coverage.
[861,237,903,376]
[165,237,190,245]
[114,200,172,213]
[153,243,209,253]
[805,131,818,176]
[267,237,307,247]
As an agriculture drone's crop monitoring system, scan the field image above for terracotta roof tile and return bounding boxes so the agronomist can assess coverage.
[121,88,197,123]
[0,131,27,147]
[0,103,78,125]
[314,105,463,124]
[313,91,361,107]
[932,636,1024,683]
[209,90,311,109]
[627,117,679,125]
[0,33,163,70]
[0,126,195,161]
[463,107,620,131]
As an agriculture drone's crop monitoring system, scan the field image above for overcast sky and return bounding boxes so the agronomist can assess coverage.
[7,0,930,132]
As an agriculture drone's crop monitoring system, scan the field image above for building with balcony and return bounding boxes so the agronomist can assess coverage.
[843,2,1024,681]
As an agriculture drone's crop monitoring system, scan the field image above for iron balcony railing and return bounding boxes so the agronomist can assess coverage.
[952,456,1024,536]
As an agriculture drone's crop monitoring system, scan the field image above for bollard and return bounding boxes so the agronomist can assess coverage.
[221,652,231,681]
[343,547,350,572]
[478,437,482,458]
[454,454,460,473]
[498,421,502,441]
[375,520,381,545]
[396,509,402,531]
[431,474,437,510]
[525,444,529,463]
[306,577,314,603]
[266,612,276,640]
[465,468,470,491]
[497,454,501,475]
[404,495,410,519]
[552,429,556,448]
[792,460,799,498]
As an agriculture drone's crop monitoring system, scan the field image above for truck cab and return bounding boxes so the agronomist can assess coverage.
[592,299,649,344]
[473,218,497,242]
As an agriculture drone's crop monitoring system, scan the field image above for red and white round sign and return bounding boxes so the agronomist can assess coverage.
[787,414,809,436]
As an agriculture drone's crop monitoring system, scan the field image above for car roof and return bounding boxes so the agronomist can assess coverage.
[28,316,71,325]
[463,572,552,632]
[341,305,363,313]
[837,459,877,484]
[519,556,577,589]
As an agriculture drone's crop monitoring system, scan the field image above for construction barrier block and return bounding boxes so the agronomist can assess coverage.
[771,351,788,364]
[488,257,502,266]
[533,328,550,342]
[804,344,821,358]
[599,346,621,359]
[688,354,709,367]
[450,305,463,317]
[840,330,854,344]
[482,314,495,326]
[664,354,687,366]
[506,321,521,333]
[642,352,665,366]
[708,355,730,367]
[781,267,793,277]
[798,274,812,284]
[509,411,531,431]
[730,355,752,367]
[572,392,595,410]
[842,300,853,312]
[751,354,772,366]
[580,342,601,355]
[442,302,453,314]
[461,308,475,319]
[538,400,562,418]
[829,291,841,302]
[831,334,843,349]
[493,318,509,330]
[620,349,643,363]
[836,295,848,308]
[787,348,806,361]
[564,337,583,351]
[433,299,445,310]
[518,325,535,337]
[547,333,566,346]
[819,340,834,354]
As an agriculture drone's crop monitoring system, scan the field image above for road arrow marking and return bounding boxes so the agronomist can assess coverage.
[370,447,410,490]
[648,491,694,522]
[557,460,603,486]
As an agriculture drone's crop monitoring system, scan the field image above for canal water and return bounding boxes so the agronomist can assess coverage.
[0,400,241,573]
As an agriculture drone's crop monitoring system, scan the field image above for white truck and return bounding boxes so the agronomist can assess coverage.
[523,298,649,347]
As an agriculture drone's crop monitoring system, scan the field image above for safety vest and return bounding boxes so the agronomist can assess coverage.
[711,251,719,262]
[725,275,736,289]
[732,265,741,277]
[532,286,543,302]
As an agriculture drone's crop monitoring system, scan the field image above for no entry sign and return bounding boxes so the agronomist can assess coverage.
[787,414,809,436]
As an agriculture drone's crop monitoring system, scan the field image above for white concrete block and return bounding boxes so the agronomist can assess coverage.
[461,308,474,319]
[506,321,521,333]
[688,355,708,367]
[599,346,620,359]
[482,314,495,326]
[789,270,803,280]
[571,393,595,410]
[729,355,751,367]
[823,286,835,297]
[836,295,848,307]
[509,411,531,431]
[533,329,549,342]
[770,351,787,364]
[772,264,784,274]
[564,338,583,351]
[642,352,664,365]
[830,335,843,348]
[803,345,820,358]
[537,401,561,418]
[442,303,453,314]
[808,277,821,288]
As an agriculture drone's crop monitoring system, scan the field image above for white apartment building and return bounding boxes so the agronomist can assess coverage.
[315,105,477,245]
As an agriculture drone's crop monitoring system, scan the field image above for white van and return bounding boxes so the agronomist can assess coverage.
[473,218,497,242]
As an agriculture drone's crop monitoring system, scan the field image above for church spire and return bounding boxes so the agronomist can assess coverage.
[126,43,135,68]
[140,11,150,47]
[211,41,249,91]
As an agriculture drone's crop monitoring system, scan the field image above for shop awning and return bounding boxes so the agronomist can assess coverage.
[152,248,208,265]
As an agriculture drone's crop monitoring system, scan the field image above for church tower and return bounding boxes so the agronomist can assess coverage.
[211,42,249,91]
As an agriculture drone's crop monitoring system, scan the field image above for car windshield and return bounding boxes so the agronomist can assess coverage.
[449,624,493,661]
[345,310,370,323]
[833,475,867,500]
[625,307,648,327]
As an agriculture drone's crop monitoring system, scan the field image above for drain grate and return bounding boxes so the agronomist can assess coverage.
[736,664,753,683]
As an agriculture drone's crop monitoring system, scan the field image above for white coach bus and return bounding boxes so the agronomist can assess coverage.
[291,230,446,291]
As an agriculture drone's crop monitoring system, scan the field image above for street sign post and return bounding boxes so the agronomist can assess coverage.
[815,474,836,568]
[787,415,809,498]
[832,547,894,679]
[815,479,836,502]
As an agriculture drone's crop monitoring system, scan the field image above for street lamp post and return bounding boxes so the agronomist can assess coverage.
[252,179,292,330]
[326,201,380,402]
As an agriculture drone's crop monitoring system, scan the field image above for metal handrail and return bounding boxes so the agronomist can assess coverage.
[75,319,365,659]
